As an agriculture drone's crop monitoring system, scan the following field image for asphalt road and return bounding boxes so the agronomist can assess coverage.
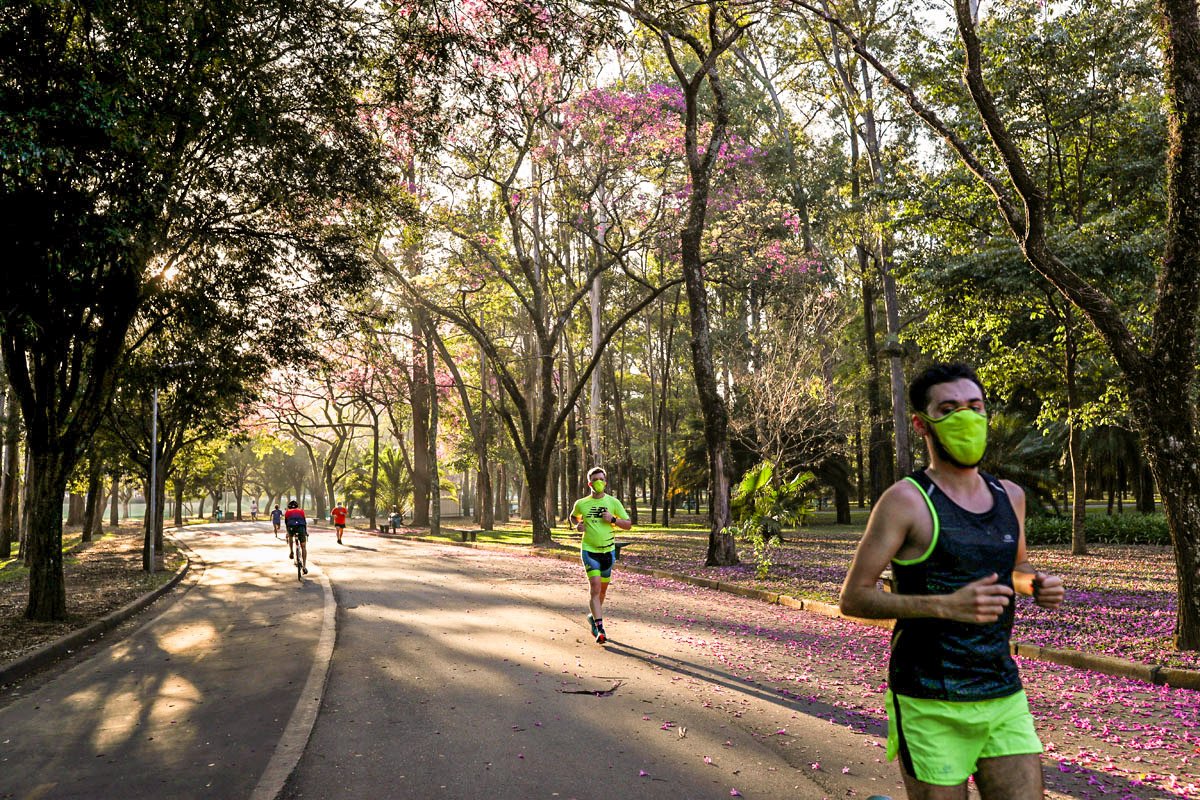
[279,529,900,800]
[0,525,902,800]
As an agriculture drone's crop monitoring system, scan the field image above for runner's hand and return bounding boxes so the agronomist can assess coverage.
[944,573,1012,624]
[1032,572,1065,610]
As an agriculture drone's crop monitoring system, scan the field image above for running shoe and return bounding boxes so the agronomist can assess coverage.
[289,552,294,560]
[303,566,308,574]
[587,614,599,638]
[595,625,607,645]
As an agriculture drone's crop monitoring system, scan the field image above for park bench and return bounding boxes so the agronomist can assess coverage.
[458,529,482,542]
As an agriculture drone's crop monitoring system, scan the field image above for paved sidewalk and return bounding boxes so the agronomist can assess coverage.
[0,525,333,800]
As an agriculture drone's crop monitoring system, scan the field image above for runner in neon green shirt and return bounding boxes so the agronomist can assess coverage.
[570,466,631,644]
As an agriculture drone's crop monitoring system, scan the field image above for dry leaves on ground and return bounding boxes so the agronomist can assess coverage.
[0,528,181,666]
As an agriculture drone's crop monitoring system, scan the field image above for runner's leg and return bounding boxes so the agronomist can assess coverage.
[899,771,968,800]
[588,575,604,620]
[973,754,1042,800]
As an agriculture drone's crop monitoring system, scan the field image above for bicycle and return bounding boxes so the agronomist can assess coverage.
[287,525,308,581]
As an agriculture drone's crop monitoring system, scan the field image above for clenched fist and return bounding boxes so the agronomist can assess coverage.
[944,573,1013,624]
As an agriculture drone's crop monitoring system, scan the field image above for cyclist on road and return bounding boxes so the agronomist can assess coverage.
[332,500,348,544]
[271,503,283,537]
[570,466,631,644]
[284,500,308,574]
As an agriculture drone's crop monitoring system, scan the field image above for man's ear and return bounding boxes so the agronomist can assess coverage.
[911,413,930,438]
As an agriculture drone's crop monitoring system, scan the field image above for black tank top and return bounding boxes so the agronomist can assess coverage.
[888,470,1023,701]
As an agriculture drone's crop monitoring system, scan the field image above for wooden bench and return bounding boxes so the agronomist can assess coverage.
[459,529,480,542]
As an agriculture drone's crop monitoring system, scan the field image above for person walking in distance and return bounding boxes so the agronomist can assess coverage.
[250,499,259,521]
[271,503,284,540]
[332,500,348,544]
[840,363,1064,800]
[570,467,631,644]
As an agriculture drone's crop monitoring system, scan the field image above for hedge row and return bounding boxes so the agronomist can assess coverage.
[1025,512,1170,546]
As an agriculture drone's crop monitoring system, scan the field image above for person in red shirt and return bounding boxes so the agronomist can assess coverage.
[331,500,348,544]
[284,500,308,573]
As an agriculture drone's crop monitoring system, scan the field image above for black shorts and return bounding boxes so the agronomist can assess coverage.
[286,526,308,542]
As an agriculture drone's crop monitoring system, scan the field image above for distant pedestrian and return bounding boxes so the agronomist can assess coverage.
[840,362,1064,799]
[271,504,283,537]
[332,500,348,544]
[570,466,631,644]
[250,499,259,521]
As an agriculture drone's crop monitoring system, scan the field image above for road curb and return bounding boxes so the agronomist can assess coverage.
[382,529,1200,692]
[250,563,337,800]
[0,541,191,687]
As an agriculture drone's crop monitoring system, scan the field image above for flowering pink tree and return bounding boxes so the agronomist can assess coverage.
[376,31,688,542]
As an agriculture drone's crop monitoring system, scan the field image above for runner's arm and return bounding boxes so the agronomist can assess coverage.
[602,500,632,530]
[1003,480,1065,609]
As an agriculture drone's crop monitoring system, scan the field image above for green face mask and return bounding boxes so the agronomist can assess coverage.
[918,408,988,467]
[590,479,606,493]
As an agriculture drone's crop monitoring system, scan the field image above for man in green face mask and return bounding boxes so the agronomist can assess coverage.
[570,466,632,644]
[839,363,1065,800]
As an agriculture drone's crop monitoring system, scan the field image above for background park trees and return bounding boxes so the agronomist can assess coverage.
[6,0,1200,649]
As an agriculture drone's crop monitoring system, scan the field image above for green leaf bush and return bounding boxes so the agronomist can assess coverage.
[1025,513,1170,545]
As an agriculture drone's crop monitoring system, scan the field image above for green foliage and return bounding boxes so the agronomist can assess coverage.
[1025,512,1170,546]
[728,461,815,579]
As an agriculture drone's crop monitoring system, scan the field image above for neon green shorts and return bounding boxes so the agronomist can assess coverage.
[885,689,1042,786]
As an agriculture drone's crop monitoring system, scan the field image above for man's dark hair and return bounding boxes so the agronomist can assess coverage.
[908,363,986,413]
[587,466,606,480]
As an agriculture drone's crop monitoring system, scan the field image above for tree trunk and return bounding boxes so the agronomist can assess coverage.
[82,462,103,542]
[21,449,33,564]
[1138,461,1156,513]
[495,462,509,523]
[834,479,851,525]
[141,455,170,571]
[174,480,185,527]
[1117,459,1126,513]
[411,308,431,527]
[862,272,893,496]
[107,474,118,527]
[24,450,69,620]
[1136,391,1200,648]
[426,330,440,537]
[857,59,911,478]
[683,224,737,566]
[1065,311,1088,555]
[66,492,82,526]
[527,460,552,545]
[0,397,19,559]
[370,407,381,530]
[479,353,494,531]
[854,413,865,508]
